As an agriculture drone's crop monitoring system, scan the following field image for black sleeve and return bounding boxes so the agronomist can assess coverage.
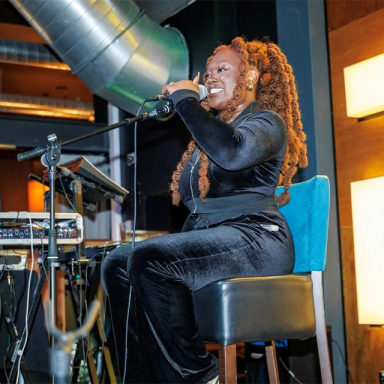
[171,90,286,171]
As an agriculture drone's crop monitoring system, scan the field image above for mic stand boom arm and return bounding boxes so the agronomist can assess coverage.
[17,104,172,162]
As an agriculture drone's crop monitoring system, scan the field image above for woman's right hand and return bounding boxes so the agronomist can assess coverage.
[162,73,200,96]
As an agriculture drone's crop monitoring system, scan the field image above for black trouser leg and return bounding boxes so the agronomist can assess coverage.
[102,217,294,383]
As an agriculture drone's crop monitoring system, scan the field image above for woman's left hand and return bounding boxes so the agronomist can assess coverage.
[162,73,200,95]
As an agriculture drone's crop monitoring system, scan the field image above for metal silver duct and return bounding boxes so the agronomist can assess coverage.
[8,0,189,114]
[0,38,70,70]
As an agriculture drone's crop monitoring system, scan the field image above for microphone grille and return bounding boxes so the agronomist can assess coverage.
[199,84,208,100]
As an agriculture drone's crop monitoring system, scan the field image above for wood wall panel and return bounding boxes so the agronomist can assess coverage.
[340,227,384,384]
[329,7,384,227]
[328,6,384,383]
[0,22,45,43]
[326,0,384,31]
[0,150,44,212]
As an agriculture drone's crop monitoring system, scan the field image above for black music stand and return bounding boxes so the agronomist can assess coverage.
[40,155,126,208]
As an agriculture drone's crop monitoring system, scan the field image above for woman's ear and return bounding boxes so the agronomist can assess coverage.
[247,68,259,87]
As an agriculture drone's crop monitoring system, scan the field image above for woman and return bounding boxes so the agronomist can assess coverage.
[101,37,307,383]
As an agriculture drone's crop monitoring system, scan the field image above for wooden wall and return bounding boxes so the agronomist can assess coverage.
[0,150,44,212]
[327,4,384,383]
[326,0,384,31]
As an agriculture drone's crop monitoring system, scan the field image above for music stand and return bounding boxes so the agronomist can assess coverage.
[43,156,128,206]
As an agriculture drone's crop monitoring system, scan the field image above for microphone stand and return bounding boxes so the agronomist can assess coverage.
[45,134,61,355]
[16,102,172,382]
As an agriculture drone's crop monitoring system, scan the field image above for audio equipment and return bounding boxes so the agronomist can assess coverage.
[0,212,83,245]
[85,243,129,259]
[0,249,28,270]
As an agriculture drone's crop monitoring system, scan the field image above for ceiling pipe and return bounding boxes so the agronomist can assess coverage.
[8,0,189,114]
[0,93,94,121]
[0,38,70,70]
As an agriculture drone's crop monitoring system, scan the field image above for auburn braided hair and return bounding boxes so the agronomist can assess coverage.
[170,37,307,207]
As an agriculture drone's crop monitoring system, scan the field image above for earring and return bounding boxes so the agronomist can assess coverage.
[246,83,254,91]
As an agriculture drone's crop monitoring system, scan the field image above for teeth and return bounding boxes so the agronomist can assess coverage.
[210,88,223,94]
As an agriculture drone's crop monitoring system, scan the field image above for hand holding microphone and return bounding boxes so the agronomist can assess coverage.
[144,73,208,118]
[148,84,208,102]
[158,72,207,101]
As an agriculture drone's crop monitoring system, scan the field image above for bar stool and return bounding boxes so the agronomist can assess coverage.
[193,176,333,384]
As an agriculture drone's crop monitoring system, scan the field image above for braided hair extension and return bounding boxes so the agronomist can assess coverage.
[170,140,197,206]
[255,40,308,206]
[170,37,307,207]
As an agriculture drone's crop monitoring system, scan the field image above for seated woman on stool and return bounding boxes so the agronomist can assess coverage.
[101,36,307,383]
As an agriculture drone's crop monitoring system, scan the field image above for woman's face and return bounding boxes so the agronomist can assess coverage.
[204,48,242,111]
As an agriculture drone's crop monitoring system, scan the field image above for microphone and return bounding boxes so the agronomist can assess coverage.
[147,84,208,102]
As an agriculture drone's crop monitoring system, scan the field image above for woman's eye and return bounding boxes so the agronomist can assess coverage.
[204,73,210,80]
[218,68,228,73]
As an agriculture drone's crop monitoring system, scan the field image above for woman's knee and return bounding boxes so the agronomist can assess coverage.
[101,246,130,294]
[128,240,172,285]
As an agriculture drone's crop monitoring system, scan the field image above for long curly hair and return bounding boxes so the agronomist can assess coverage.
[170,37,307,207]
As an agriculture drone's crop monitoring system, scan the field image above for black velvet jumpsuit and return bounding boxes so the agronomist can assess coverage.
[101,90,295,383]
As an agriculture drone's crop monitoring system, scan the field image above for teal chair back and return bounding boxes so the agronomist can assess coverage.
[276,175,330,273]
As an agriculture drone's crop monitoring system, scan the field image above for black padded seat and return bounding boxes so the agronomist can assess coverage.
[193,274,315,346]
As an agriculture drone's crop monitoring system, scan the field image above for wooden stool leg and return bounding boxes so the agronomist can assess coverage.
[218,344,237,384]
[265,341,280,384]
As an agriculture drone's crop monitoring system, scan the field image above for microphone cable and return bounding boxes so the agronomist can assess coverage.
[122,97,150,384]
[14,212,34,384]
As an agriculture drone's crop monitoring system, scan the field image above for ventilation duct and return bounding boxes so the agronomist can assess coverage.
[8,0,189,114]
[0,38,70,70]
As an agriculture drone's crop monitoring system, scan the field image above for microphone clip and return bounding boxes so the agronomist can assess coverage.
[147,101,174,118]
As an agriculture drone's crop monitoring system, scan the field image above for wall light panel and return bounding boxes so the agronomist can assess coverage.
[344,54,384,119]
[351,176,384,325]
